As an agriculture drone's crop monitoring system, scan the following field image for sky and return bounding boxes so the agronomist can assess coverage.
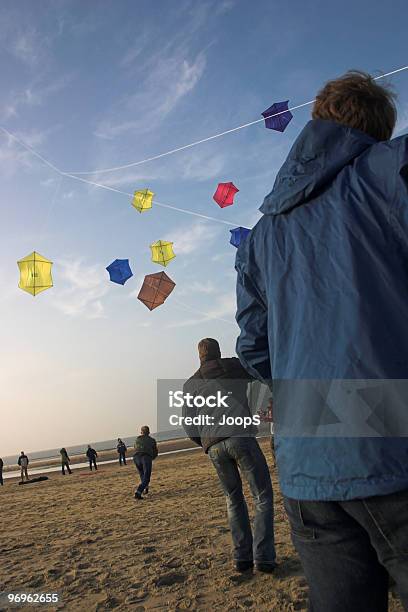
[1,0,408,456]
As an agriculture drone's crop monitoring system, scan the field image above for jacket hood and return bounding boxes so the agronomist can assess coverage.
[260,119,376,216]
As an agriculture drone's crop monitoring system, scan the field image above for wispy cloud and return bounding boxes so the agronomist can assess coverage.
[170,220,219,255]
[0,127,57,178]
[51,258,108,319]
[168,291,236,328]
[95,50,206,140]
[1,74,74,121]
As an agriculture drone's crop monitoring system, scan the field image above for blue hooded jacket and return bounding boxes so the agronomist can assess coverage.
[235,119,408,501]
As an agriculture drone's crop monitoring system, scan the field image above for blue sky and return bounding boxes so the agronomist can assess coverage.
[1,0,408,456]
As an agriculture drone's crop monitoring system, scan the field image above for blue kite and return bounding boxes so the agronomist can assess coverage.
[262,100,293,132]
[106,259,133,285]
[230,227,251,248]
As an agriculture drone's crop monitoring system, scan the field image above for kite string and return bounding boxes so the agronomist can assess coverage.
[65,100,316,175]
[62,172,242,226]
[64,64,408,176]
[171,297,236,326]
[2,62,408,228]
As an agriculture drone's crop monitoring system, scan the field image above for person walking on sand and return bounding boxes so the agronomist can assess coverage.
[86,445,98,471]
[133,426,158,499]
[18,451,29,482]
[235,71,408,610]
[60,448,72,475]
[183,338,276,574]
[117,438,127,466]
[0,457,3,486]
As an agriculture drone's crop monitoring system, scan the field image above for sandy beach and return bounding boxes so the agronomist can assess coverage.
[0,440,404,611]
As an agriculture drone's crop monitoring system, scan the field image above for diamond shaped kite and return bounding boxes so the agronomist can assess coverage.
[230,227,251,248]
[106,259,133,285]
[138,271,176,311]
[213,182,239,208]
[17,251,53,296]
[150,240,176,267]
[132,189,154,213]
[262,100,293,132]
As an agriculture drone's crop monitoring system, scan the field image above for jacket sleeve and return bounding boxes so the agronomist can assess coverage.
[182,381,203,447]
[390,135,408,239]
[152,440,158,460]
[235,241,271,385]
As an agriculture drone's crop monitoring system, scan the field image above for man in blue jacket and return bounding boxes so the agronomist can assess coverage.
[236,71,408,611]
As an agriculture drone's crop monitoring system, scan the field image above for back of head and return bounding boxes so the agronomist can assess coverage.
[312,70,397,141]
[198,338,221,365]
[141,425,150,436]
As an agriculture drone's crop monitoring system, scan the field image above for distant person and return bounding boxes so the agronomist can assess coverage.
[86,445,98,471]
[60,448,72,475]
[133,426,158,499]
[18,451,29,482]
[117,438,127,466]
[183,338,276,574]
[0,457,3,486]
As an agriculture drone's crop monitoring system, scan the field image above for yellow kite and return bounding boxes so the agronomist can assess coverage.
[17,251,53,296]
[132,189,154,213]
[150,240,176,267]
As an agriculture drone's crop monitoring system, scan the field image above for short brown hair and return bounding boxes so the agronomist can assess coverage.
[141,425,150,435]
[312,70,397,141]
[198,338,221,364]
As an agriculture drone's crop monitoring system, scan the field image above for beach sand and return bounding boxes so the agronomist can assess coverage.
[0,440,403,611]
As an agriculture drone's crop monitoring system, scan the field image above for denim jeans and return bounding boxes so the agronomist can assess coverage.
[133,454,152,494]
[208,437,275,565]
[284,489,408,612]
[119,453,127,466]
[88,458,97,470]
[61,462,72,475]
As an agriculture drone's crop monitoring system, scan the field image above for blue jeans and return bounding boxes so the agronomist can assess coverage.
[284,490,408,611]
[208,437,275,565]
[133,454,152,494]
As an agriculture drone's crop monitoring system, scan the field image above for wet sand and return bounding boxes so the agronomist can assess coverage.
[3,439,197,476]
[0,440,403,611]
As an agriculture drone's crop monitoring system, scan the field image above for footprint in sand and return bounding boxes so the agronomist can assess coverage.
[155,572,186,587]
[141,545,156,553]
[195,559,211,570]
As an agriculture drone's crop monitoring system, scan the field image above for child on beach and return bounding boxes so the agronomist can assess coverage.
[133,426,158,500]
[17,451,29,482]
[60,448,72,475]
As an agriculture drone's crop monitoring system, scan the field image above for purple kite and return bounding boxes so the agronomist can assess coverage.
[213,182,239,208]
[262,100,293,132]
[230,227,251,248]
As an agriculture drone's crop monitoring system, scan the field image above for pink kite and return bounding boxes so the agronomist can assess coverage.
[213,182,239,208]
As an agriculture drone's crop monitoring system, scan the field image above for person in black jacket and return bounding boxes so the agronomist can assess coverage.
[60,448,72,475]
[18,451,29,482]
[117,439,127,466]
[183,338,276,574]
[133,426,158,499]
[0,457,3,486]
[86,445,98,471]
